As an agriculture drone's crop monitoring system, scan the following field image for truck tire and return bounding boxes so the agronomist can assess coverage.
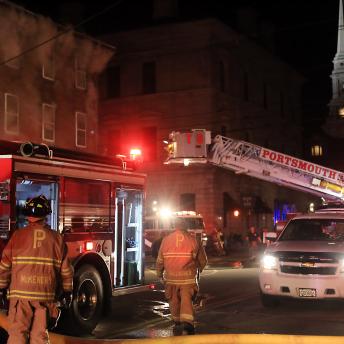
[260,291,279,307]
[71,264,104,334]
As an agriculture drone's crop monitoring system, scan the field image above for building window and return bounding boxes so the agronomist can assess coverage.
[75,112,87,147]
[4,93,19,134]
[142,62,156,94]
[243,72,249,101]
[339,107,344,118]
[107,65,120,98]
[219,61,225,92]
[263,82,268,109]
[180,193,195,211]
[311,145,323,157]
[142,126,157,161]
[42,103,55,142]
[43,52,55,80]
[75,58,87,90]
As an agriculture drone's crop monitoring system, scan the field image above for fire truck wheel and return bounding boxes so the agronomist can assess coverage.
[71,264,104,333]
[260,291,280,308]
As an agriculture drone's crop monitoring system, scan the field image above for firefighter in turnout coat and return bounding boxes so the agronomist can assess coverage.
[0,195,74,344]
[156,217,207,335]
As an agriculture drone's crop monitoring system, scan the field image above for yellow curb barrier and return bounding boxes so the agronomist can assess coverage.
[1,311,344,344]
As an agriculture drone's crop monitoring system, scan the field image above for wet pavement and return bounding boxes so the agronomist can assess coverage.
[91,250,253,340]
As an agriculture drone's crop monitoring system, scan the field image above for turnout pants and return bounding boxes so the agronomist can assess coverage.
[165,283,198,325]
[7,299,50,344]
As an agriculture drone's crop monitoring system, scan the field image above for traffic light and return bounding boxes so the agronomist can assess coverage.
[167,129,210,159]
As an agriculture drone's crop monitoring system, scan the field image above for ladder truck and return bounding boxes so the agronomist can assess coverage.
[164,129,344,202]
[166,130,344,305]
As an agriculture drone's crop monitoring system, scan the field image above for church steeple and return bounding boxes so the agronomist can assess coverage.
[324,0,344,137]
[337,0,344,57]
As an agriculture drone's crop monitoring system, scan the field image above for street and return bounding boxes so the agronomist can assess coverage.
[86,258,344,339]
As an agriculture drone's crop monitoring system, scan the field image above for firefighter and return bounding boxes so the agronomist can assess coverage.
[0,195,74,344]
[156,216,207,335]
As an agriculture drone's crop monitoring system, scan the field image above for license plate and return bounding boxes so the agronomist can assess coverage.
[298,288,316,297]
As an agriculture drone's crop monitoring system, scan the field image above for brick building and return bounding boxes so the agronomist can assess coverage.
[0,1,113,154]
[99,17,315,236]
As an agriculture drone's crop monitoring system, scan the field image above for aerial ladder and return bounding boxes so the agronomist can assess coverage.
[164,129,344,201]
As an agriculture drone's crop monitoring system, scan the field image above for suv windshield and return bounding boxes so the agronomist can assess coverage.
[279,218,344,242]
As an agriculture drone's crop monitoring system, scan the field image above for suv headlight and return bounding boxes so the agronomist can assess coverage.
[261,254,278,270]
[340,258,344,273]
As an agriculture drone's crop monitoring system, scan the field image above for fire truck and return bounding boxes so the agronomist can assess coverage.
[0,142,148,333]
[144,210,207,256]
[165,129,344,305]
[165,129,344,202]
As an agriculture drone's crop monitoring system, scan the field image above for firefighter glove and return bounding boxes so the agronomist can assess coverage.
[0,289,8,310]
[59,291,73,309]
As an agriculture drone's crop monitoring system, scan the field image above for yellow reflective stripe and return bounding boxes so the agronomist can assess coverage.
[10,290,55,296]
[13,257,61,264]
[0,264,10,271]
[180,313,194,321]
[61,273,73,278]
[8,294,54,301]
[61,267,72,273]
[0,261,10,268]
[165,279,195,284]
[12,261,60,267]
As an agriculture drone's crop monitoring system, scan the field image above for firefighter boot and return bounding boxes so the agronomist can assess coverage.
[182,322,195,335]
[172,321,182,336]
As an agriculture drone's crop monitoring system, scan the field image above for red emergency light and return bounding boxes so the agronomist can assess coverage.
[130,148,142,161]
[85,241,94,251]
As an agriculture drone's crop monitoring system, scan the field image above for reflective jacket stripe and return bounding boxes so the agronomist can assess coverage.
[165,278,196,285]
[8,294,55,301]
[13,257,62,264]
[163,252,193,256]
[0,264,10,271]
[0,261,10,268]
[12,261,61,268]
[10,289,55,296]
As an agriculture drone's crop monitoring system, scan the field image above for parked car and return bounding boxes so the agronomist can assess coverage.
[259,208,344,306]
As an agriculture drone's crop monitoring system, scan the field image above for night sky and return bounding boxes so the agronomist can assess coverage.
[10,0,341,130]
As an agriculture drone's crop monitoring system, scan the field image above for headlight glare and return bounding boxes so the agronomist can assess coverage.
[340,258,344,272]
[261,254,277,270]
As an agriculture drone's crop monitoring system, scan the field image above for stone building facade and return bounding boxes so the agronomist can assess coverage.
[0,1,113,154]
[99,18,315,236]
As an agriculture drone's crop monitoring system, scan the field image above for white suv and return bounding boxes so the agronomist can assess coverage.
[259,210,344,306]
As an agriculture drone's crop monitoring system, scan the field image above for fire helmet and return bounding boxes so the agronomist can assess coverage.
[23,195,51,217]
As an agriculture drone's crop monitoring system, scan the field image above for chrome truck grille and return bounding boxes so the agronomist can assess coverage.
[276,251,341,276]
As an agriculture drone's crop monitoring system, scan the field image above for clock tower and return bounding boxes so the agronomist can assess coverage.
[325,0,344,136]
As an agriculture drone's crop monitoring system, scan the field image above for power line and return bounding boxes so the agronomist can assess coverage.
[0,0,123,67]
